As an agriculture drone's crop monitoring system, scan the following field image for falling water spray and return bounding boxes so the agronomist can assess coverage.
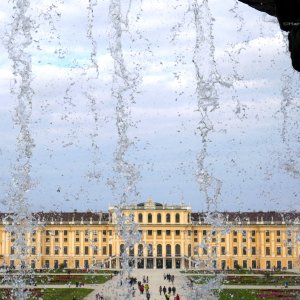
[4,0,35,298]
[189,0,227,298]
[109,0,141,298]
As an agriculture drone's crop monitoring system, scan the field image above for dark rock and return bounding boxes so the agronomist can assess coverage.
[238,0,300,72]
[288,22,300,72]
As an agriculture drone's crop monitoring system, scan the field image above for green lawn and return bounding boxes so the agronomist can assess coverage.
[1,274,111,285]
[218,289,300,300]
[43,288,94,300]
[34,274,110,285]
[189,275,300,285]
[219,289,257,300]
[0,288,93,300]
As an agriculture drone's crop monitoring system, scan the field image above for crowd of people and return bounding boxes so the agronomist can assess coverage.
[94,272,182,299]
[159,273,180,300]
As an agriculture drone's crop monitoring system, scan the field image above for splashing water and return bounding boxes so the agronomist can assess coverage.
[188,0,230,298]
[4,0,35,298]
[109,0,141,297]
[85,0,102,183]
[190,0,223,212]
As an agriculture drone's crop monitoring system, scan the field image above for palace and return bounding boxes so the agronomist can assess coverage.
[0,199,299,271]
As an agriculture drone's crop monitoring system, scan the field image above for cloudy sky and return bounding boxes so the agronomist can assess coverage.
[0,0,299,213]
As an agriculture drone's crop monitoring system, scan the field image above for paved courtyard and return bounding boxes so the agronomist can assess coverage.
[84,269,191,300]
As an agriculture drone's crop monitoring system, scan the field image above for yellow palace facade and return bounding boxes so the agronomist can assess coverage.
[0,199,299,271]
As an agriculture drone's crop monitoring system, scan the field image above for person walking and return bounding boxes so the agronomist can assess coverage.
[174,294,180,300]
[163,286,167,295]
[146,291,150,300]
[159,286,162,295]
[172,286,176,295]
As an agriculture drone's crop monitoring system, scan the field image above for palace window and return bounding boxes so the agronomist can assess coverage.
[166,213,171,223]
[75,260,80,268]
[277,260,281,269]
[288,247,292,256]
[138,244,143,256]
[175,213,180,223]
[175,244,181,256]
[64,246,68,255]
[44,260,49,268]
[129,246,134,257]
[166,244,171,256]
[212,246,216,255]
[148,213,152,223]
[194,246,198,255]
[234,260,238,269]
[120,244,125,255]
[138,213,143,223]
[75,246,80,255]
[175,230,180,236]
[233,247,237,255]
[277,247,281,256]
[266,247,270,256]
[221,246,226,255]
[157,244,162,257]
[30,260,35,269]
[93,246,98,255]
[63,260,68,268]
[157,230,162,236]
[251,247,256,255]
[157,213,161,223]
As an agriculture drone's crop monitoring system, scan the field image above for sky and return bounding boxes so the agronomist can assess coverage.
[0,0,299,213]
